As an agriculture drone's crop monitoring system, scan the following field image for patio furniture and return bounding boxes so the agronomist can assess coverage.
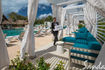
[56,41,64,54]
[62,27,102,69]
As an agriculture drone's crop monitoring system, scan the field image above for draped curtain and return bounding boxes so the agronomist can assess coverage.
[66,18,70,35]
[56,6,62,39]
[51,4,57,18]
[68,14,74,35]
[0,0,9,69]
[58,8,66,39]
[20,0,39,59]
[84,2,97,37]
[86,0,105,66]
[88,0,105,17]
[73,17,79,31]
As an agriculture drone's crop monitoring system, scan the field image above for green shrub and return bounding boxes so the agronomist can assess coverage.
[78,23,84,29]
[54,61,65,70]
[9,53,35,70]
[36,57,50,70]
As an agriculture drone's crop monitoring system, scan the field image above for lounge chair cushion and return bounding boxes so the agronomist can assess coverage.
[75,39,87,44]
[62,37,76,43]
[73,43,88,49]
[78,27,88,33]
[75,32,87,40]
[71,56,95,63]
[71,49,98,57]
[73,43,101,51]
[87,33,96,41]
[88,41,101,51]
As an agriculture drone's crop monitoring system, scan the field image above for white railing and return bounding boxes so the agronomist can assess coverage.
[96,20,105,44]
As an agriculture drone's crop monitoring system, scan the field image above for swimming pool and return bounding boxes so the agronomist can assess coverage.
[3,28,24,37]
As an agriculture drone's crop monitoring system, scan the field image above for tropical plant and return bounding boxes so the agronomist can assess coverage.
[45,16,53,22]
[9,53,35,70]
[34,16,53,26]
[36,57,50,70]
[8,12,27,22]
[78,23,84,29]
[54,61,65,70]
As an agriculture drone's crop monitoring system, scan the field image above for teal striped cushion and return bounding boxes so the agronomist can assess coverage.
[71,49,98,57]
[75,32,88,40]
[88,41,101,51]
[76,39,87,44]
[78,27,88,33]
[62,37,76,43]
[73,43,101,51]
[71,56,95,63]
[87,32,96,41]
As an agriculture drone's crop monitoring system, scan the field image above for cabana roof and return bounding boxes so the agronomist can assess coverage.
[48,0,85,6]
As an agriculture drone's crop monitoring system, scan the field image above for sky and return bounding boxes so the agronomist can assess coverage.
[2,0,50,17]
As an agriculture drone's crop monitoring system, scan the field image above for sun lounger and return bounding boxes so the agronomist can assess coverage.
[62,27,102,69]
[5,35,19,44]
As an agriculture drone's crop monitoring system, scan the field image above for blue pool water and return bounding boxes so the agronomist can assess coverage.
[3,28,24,37]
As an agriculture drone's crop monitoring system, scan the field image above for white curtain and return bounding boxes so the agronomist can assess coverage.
[66,19,70,35]
[20,0,39,59]
[51,4,57,18]
[84,2,97,37]
[58,8,66,39]
[0,0,9,69]
[68,14,74,35]
[73,17,79,31]
[94,42,105,69]
[87,0,105,67]
[88,0,105,17]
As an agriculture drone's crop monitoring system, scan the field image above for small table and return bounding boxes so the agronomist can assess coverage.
[56,41,64,54]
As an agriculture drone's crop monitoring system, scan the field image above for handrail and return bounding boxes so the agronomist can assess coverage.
[98,21,105,23]
[96,36,104,45]
[97,28,105,31]
[97,31,105,35]
[97,35,105,42]
[97,25,105,27]
[97,33,105,40]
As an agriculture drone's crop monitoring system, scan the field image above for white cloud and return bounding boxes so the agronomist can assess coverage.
[2,0,27,15]
[2,0,50,15]
[39,0,50,5]
[39,13,52,19]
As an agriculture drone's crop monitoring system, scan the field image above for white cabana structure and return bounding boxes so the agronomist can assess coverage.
[0,0,9,69]
[20,0,39,59]
[47,0,105,69]
[0,0,105,69]
[0,0,39,68]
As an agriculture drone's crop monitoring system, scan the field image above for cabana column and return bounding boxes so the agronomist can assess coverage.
[0,0,9,69]
[20,0,39,59]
